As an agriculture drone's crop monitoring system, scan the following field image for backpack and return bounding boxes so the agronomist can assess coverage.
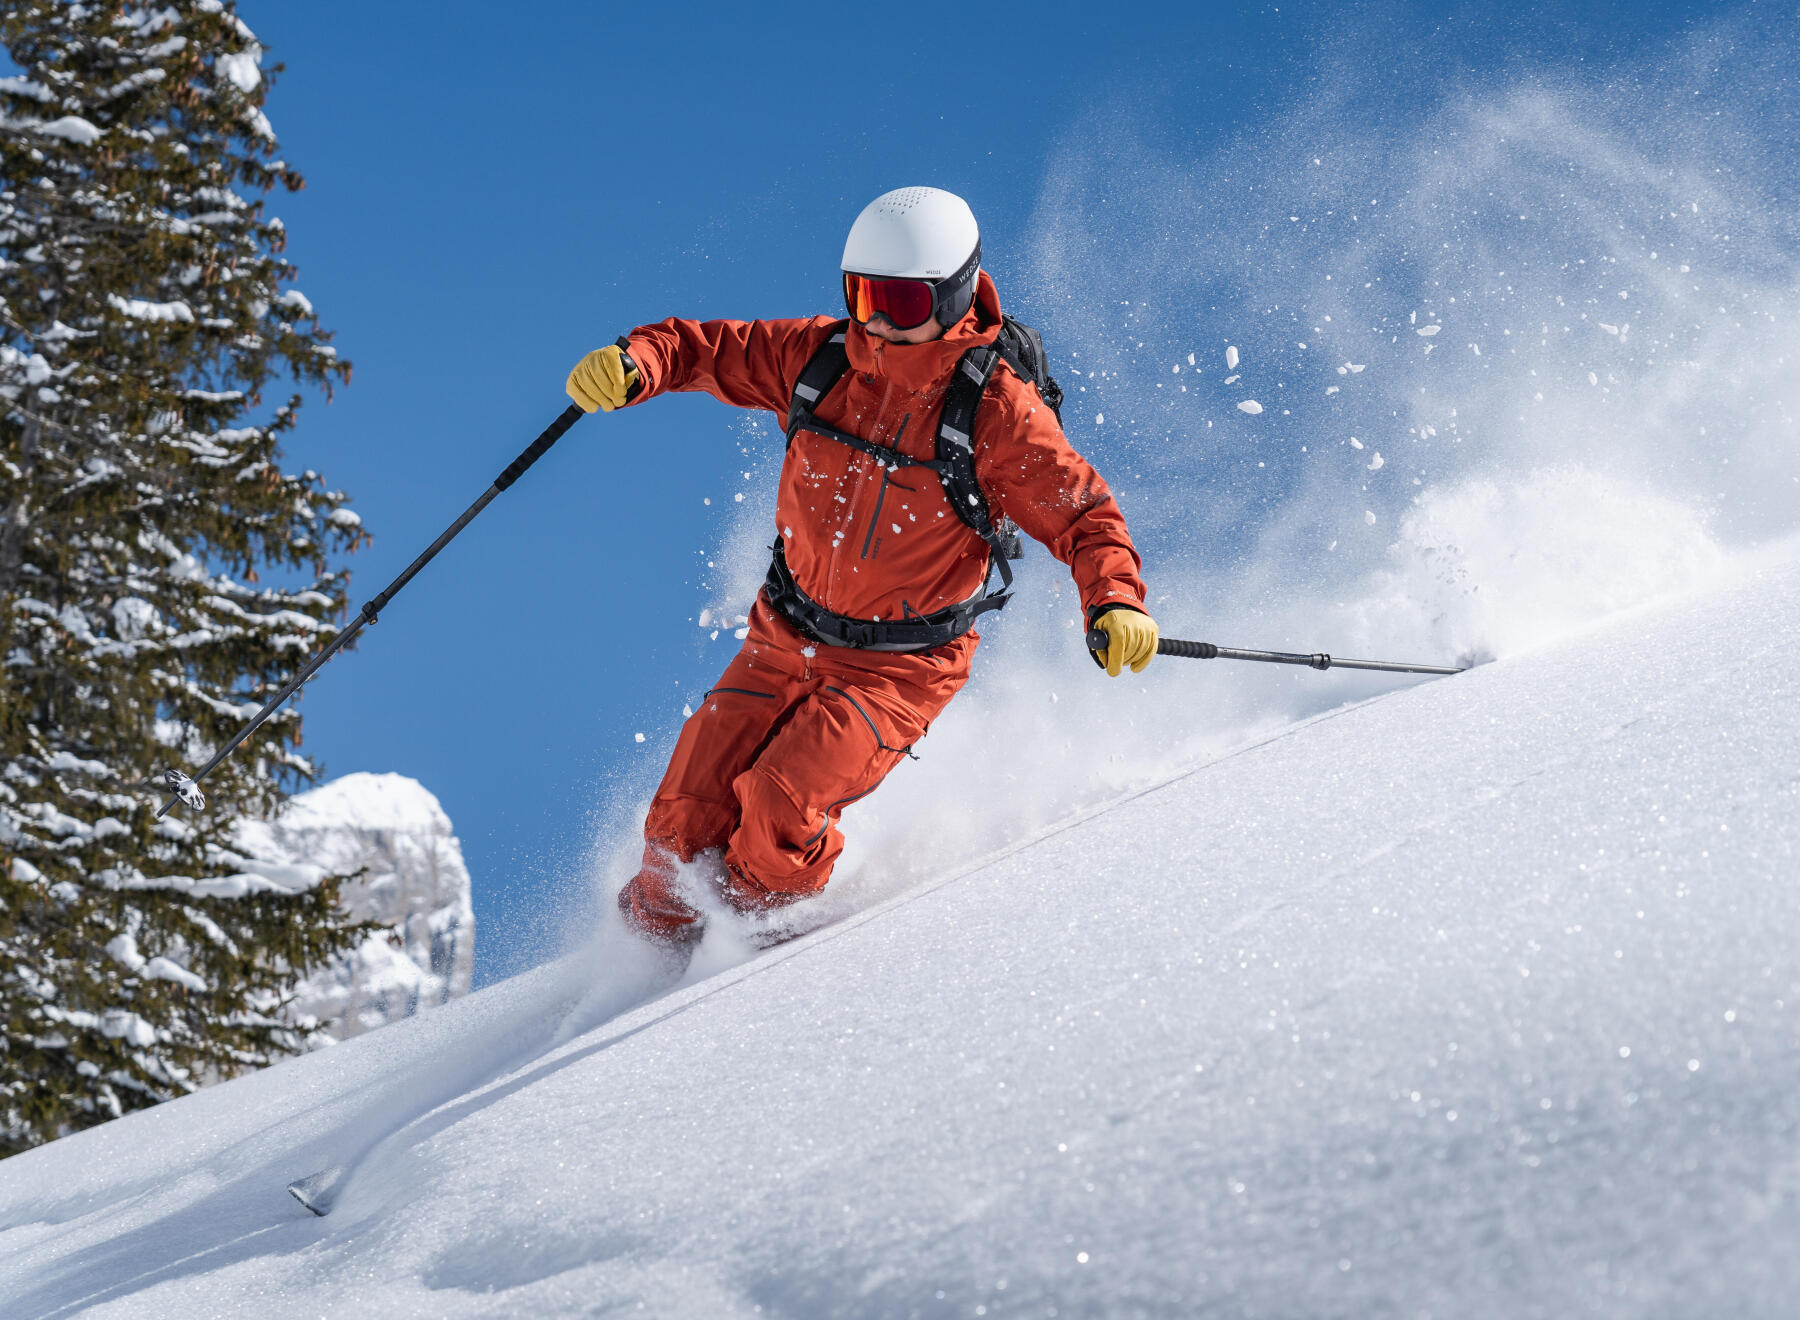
[765,314,1063,652]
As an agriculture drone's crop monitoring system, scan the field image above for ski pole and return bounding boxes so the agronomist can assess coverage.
[1085,628,1466,677]
[154,402,587,818]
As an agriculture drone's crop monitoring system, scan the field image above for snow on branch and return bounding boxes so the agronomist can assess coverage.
[107,293,195,323]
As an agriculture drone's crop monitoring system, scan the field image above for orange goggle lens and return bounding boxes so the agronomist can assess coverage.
[842,272,937,331]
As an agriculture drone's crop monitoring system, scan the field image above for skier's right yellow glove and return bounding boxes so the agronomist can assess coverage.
[566,342,640,413]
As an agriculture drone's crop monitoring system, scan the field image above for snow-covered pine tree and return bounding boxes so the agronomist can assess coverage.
[0,2,372,1154]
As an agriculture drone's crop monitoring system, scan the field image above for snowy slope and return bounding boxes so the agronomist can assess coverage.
[235,772,476,1040]
[3,545,1798,1318]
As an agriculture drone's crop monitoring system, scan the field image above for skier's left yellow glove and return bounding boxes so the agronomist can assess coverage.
[1092,608,1160,676]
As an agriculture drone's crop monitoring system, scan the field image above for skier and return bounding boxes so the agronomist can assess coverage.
[566,186,1158,948]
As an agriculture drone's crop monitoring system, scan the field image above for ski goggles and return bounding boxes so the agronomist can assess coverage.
[842,271,939,331]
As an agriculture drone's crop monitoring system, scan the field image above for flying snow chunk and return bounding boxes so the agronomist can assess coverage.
[1095,413,1104,425]
[1349,437,1364,450]
[1368,452,1384,470]
[634,732,645,743]
[1237,400,1263,415]
[1225,345,1240,370]
[1364,510,1377,525]
[1416,325,1441,337]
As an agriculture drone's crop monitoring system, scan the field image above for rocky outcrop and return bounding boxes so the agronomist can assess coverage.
[234,772,475,1040]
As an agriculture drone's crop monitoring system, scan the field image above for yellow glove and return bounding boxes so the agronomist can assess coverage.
[566,343,640,413]
[1093,608,1159,677]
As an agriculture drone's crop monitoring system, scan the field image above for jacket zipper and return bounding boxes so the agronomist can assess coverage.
[824,378,896,598]
[859,414,908,561]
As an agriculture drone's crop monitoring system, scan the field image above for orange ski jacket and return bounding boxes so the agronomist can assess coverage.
[621,272,1147,630]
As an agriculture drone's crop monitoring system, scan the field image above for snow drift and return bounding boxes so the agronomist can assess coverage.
[2,538,1796,1318]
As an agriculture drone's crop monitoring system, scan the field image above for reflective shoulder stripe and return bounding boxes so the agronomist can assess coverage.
[940,424,972,452]
[787,319,854,441]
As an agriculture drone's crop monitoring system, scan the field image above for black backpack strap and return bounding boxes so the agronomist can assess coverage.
[785,320,852,443]
[937,345,1022,588]
[786,319,947,474]
[937,346,999,533]
[785,319,941,473]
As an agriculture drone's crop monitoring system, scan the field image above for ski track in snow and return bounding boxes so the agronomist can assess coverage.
[3,540,1799,1317]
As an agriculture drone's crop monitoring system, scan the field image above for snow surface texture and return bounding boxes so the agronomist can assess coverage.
[2,542,1797,1317]
[234,773,474,1040]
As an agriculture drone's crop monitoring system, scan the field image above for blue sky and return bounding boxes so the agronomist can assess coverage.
[242,0,1741,983]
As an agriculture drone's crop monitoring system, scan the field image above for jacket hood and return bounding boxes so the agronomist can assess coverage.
[844,269,1002,393]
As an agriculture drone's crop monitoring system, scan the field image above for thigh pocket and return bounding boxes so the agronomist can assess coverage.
[662,685,789,806]
[823,684,923,765]
[753,682,934,854]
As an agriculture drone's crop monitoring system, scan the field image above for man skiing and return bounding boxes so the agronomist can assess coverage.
[566,186,1158,948]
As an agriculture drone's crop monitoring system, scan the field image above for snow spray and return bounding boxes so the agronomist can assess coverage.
[581,9,1798,938]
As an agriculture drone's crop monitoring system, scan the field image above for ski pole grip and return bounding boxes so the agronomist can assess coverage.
[1159,637,1218,660]
[1085,628,1218,660]
[495,403,585,492]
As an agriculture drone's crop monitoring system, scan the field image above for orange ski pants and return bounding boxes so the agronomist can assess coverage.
[619,599,973,942]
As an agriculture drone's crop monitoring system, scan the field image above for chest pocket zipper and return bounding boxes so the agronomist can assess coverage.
[859,414,911,561]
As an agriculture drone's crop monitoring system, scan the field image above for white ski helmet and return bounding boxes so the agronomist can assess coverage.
[841,186,982,328]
